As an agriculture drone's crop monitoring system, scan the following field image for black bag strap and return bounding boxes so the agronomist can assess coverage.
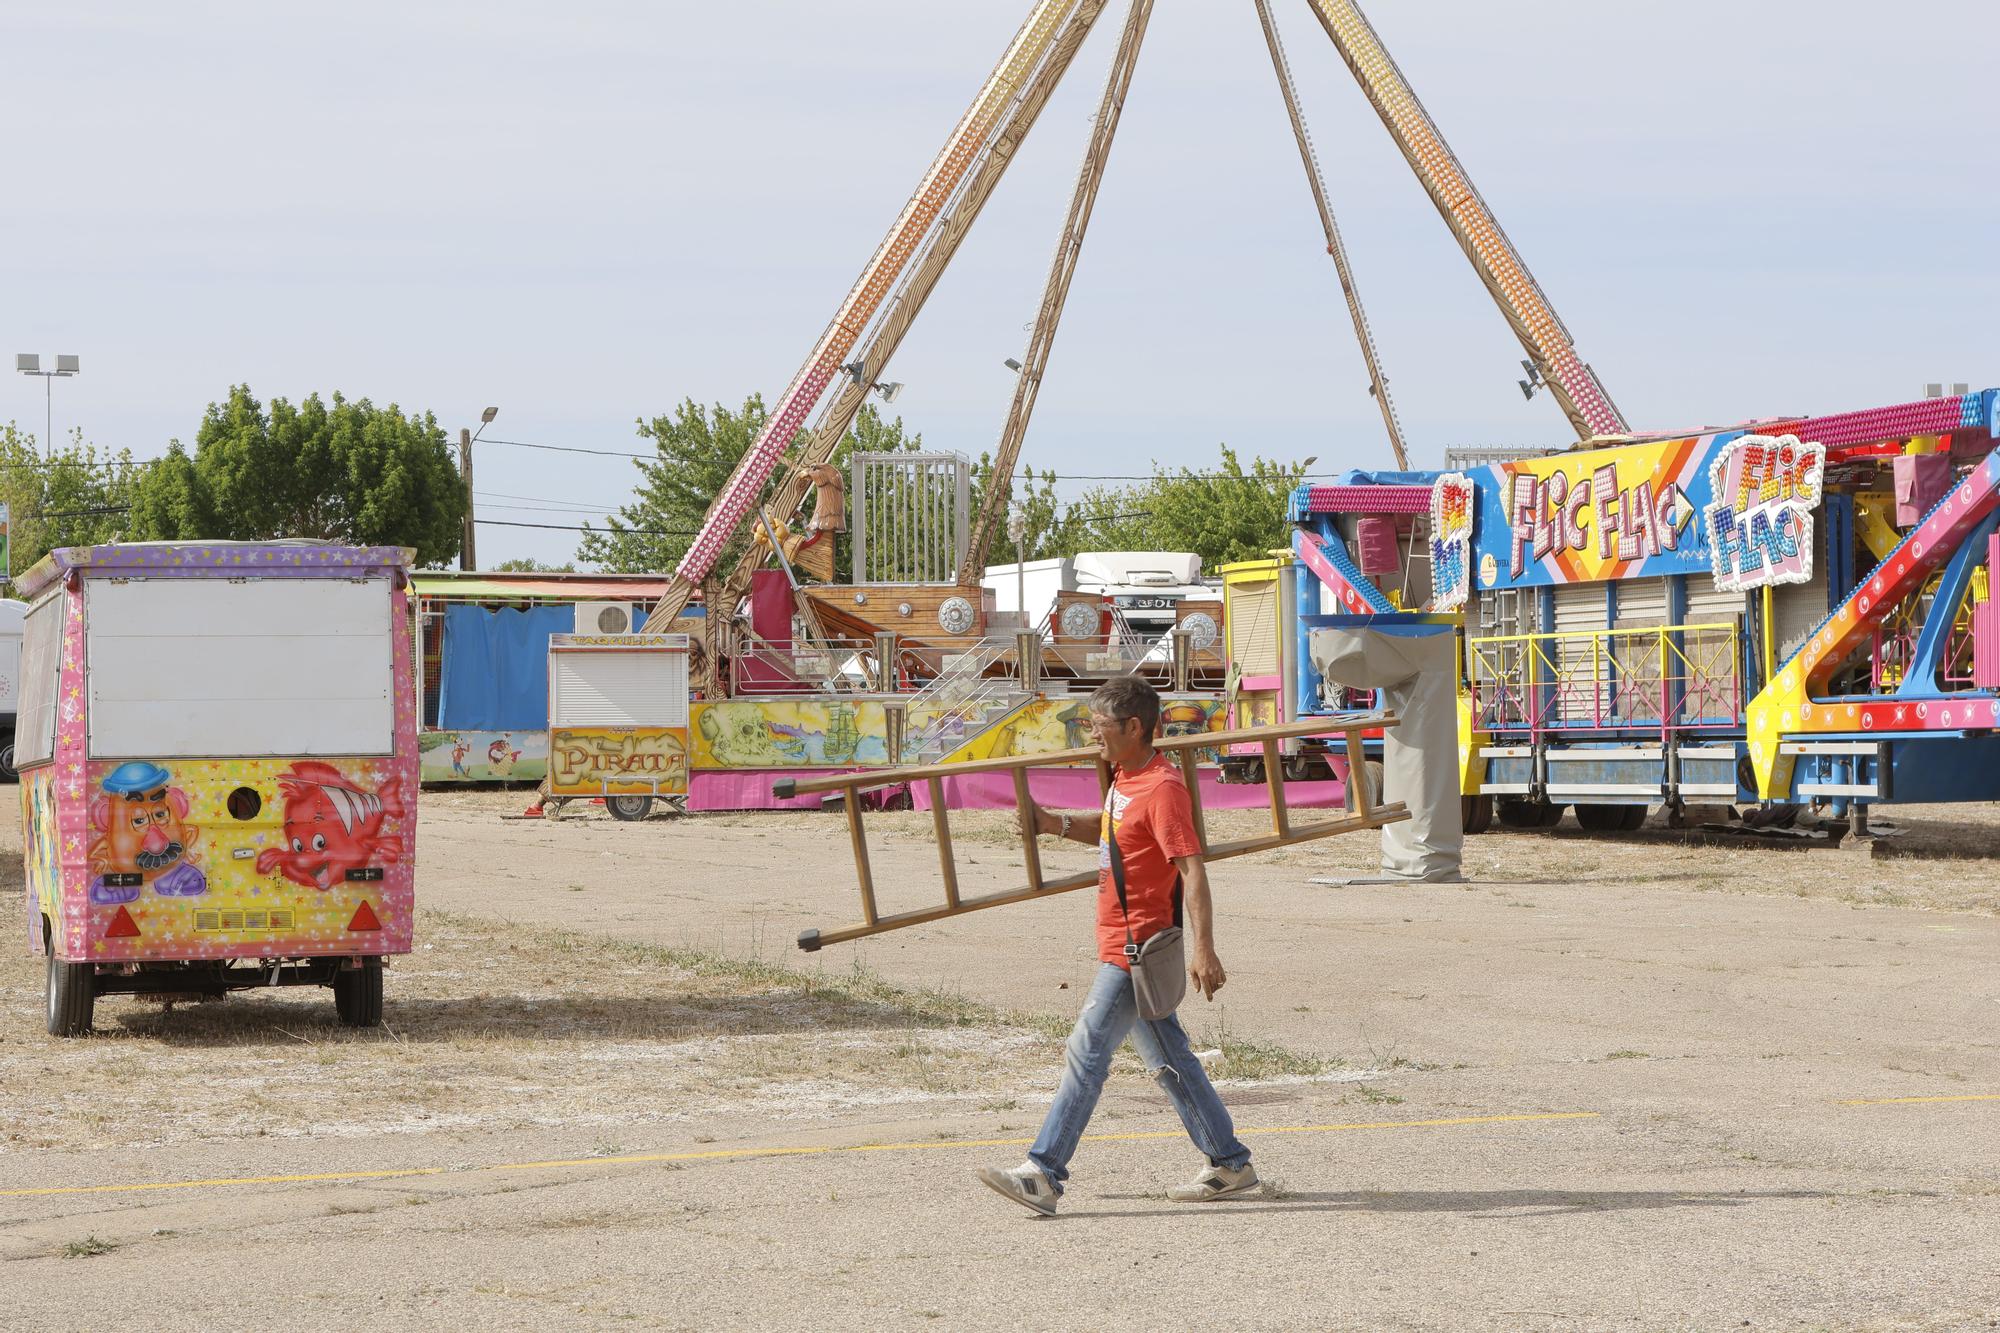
[1104,786,1138,958]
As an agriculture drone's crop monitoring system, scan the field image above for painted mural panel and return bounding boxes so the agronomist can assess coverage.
[945,697,1096,763]
[419,729,549,783]
[1474,435,1727,591]
[549,727,690,796]
[691,701,891,769]
[21,768,59,952]
[1234,691,1281,731]
[946,696,1229,764]
[689,695,1234,771]
[64,756,415,962]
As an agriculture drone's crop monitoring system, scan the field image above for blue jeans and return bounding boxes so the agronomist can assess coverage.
[1028,962,1252,1191]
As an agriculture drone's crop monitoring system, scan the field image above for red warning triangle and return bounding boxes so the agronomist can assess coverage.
[105,906,141,939]
[347,901,383,932]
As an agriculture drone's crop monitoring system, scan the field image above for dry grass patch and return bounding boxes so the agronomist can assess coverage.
[0,906,1339,1156]
[0,908,1069,1155]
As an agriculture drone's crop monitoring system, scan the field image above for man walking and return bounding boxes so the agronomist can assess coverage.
[977,676,1256,1215]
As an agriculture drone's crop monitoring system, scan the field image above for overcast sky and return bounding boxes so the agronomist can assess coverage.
[5,0,1995,568]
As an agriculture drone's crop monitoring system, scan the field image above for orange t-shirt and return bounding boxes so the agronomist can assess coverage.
[1096,753,1203,968]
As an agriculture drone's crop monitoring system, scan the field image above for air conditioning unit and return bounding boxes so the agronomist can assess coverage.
[574,602,635,635]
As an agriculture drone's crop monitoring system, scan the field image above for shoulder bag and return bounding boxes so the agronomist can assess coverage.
[1105,790,1186,1020]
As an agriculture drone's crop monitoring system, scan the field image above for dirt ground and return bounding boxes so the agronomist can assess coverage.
[4,788,1999,1331]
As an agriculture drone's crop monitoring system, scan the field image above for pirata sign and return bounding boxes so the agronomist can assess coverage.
[548,727,689,796]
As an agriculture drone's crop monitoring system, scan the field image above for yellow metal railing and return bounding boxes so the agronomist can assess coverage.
[1466,621,1742,739]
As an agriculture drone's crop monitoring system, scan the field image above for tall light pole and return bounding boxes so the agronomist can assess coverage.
[1007,506,1029,630]
[15,354,79,458]
[460,406,496,571]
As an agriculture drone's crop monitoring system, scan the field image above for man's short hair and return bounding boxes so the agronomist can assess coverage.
[1090,675,1160,736]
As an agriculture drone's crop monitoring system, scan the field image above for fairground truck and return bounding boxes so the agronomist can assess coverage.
[542,631,692,822]
[1265,389,2000,835]
[21,541,418,1036]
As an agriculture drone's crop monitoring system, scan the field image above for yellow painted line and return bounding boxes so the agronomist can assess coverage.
[1838,1093,2000,1106]
[0,1166,450,1198]
[0,1111,1596,1200]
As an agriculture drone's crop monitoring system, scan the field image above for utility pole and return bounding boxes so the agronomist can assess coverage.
[461,406,497,572]
[459,428,477,571]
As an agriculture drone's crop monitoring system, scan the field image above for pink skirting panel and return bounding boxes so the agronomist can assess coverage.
[687,770,858,811]
[908,769,1350,811]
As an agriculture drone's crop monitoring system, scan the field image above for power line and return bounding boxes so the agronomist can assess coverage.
[25,505,133,520]
[476,507,1152,539]
[477,501,619,516]
[475,489,629,509]
[479,436,656,461]
[475,435,1331,483]
[476,517,699,537]
[0,457,158,474]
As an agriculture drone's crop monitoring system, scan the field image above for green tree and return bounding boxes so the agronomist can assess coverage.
[577,398,921,576]
[967,461,1086,568]
[493,557,576,572]
[1029,447,1306,570]
[0,424,144,579]
[125,386,465,565]
[1140,447,1307,566]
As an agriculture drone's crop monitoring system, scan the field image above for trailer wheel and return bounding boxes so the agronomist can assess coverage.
[1461,794,1493,834]
[0,736,16,782]
[606,795,653,822]
[1499,798,1565,830]
[1619,803,1649,831]
[1574,804,1626,832]
[1342,760,1383,813]
[333,959,384,1028]
[45,928,94,1038]
[1282,755,1314,783]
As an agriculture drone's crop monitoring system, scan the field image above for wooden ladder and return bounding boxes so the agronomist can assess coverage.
[776,715,1405,951]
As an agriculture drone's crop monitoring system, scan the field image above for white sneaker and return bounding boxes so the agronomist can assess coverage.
[1167,1162,1260,1202]
[976,1160,1059,1216]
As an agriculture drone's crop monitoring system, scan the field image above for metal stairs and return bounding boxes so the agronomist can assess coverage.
[899,640,1029,764]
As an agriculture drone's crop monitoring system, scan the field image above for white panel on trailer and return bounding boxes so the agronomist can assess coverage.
[85,578,394,758]
[1768,522,1832,664]
[0,598,25,714]
[1611,579,1671,727]
[1683,572,1746,626]
[1613,577,1670,628]
[1227,579,1280,678]
[0,637,18,715]
[1550,583,1609,726]
[16,594,64,767]
[1552,582,1607,635]
[550,649,688,728]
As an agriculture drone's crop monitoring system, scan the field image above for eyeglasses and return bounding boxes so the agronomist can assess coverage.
[1088,713,1135,734]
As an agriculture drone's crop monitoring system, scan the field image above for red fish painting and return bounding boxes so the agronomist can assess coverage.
[255,762,405,891]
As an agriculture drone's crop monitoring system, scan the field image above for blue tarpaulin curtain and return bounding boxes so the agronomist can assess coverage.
[436,604,576,731]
